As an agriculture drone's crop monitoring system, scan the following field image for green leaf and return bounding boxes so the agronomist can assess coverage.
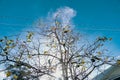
[27,39,31,42]
[6,71,11,77]
[48,59,51,65]
[0,39,3,42]
[109,38,112,41]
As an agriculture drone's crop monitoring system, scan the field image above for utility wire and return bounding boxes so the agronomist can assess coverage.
[0,22,32,27]
[78,28,120,32]
[0,22,120,31]
[0,15,36,20]
[0,15,120,31]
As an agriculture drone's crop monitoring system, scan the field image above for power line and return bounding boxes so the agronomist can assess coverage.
[0,22,120,32]
[78,28,120,32]
[0,15,37,20]
[0,16,120,32]
[0,22,33,27]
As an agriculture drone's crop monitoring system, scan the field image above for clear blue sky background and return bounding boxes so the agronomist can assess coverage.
[0,0,120,56]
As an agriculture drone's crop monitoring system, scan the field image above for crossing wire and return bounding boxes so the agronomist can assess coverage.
[0,22,120,31]
[0,15,120,31]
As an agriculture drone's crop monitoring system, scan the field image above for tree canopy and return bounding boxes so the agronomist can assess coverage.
[0,19,118,80]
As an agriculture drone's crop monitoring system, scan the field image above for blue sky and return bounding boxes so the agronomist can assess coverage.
[0,0,120,56]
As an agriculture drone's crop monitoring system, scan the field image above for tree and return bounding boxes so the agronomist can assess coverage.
[0,19,117,80]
